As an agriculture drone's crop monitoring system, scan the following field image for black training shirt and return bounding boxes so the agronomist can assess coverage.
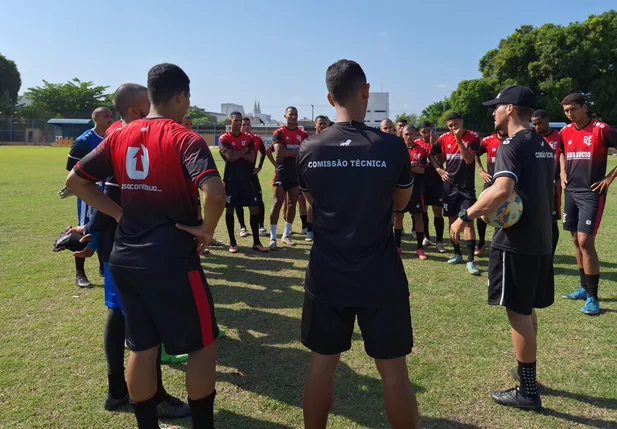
[297,122,413,307]
[491,129,554,255]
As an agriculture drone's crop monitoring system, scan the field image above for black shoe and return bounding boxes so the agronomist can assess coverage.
[76,272,92,288]
[157,393,191,419]
[510,367,520,382]
[104,392,129,411]
[490,387,542,410]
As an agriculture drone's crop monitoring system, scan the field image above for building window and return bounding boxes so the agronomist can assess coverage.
[374,110,386,113]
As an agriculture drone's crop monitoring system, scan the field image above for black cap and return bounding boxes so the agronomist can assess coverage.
[482,85,536,109]
[419,121,432,129]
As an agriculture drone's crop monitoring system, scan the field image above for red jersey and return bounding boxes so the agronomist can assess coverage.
[219,132,255,183]
[415,138,441,185]
[74,118,220,270]
[477,134,502,177]
[408,142,428,187]
[272,125,308,179]
[432,130,481,189]
[105,120,123,138]
[559,120,617,193]
[542,129,561,183]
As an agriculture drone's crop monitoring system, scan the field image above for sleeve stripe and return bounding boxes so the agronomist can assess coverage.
[67,154,82,160]
[493,170,518,183]
[396,181,414,189]
[195,169,219,186]
[75,163,100,182]
[299,186,308,192]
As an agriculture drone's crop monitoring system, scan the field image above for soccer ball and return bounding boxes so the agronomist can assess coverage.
[480,189,523,228]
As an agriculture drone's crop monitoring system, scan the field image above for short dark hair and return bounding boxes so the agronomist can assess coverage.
[112,83,147,119]
[326,59,367,106]
[397,119,408,124]
[242,117,251,122]
[147,63,190,105]
[182,115,192,121]
[561,93,586,107]
[531,109,549,120]
[229,111,243,119]
[315,115,327,122]
[420,121,432,129]
[445,112,462,122]
[514,106,535,122]
[285,106,297,113]
[403,124,416,133]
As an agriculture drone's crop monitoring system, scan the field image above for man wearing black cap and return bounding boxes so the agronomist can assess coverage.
[450,85,555,410]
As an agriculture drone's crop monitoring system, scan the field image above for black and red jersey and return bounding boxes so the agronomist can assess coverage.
[272,125,308,179]
[432,130,481,189]
[477,134,502,177]
[559,120,617,193]
[219,131,255,183]
[249,133,267,168]
[74,118,220,270]
[407,142,428,188]
[416,138,441,185]
[542,129,561,183]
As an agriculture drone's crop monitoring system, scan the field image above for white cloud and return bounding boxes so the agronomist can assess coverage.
[436,83,448,89]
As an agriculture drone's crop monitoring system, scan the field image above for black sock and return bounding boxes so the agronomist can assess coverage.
[235,206,246,229]
[451,241,461,255]
[394,229,403,248]
[155,347,166,402]
[250,213,261,246]
[307,222,313,232]
[104,308,127,399]
[75,256,85,275]
[416,231,425,250]
[189,391,216,429]
[225,213,236,246]
[476,218,487,249]
[131,395,160,429]
[585,274,600,300]
[258,200,265,229]
[435,217,445,243]
[579,268,588,291]
[422,212,430,241]
[518,361,539,398]
[300,215,308,230]
[465,240,476,262]
[551,222,559,255]
[411,216,416,233]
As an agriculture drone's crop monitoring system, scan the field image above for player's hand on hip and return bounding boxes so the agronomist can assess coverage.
[175,223,213,253]
[253,168,261,175]
[480,171,492,183]
[437,168,450,182]
[591,177,612,194]
[449,218,465,244]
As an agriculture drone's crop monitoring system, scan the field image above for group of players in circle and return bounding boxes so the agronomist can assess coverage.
[58,58,616,429]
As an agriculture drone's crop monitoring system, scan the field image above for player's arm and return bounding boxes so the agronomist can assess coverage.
[66,138,88,171]
[429,141,449,182]
[476,155,492,183]
[273,142,298,158]
[393,142,414,211]
[466,176,513,220]
[453,129,476,164]
[266,145,276,165]
[591,127,617,193]
[255,138,267,171]
[241,140,257,163]
[65,142,122,222]
[84,180,119,234]
[220,140,248,162]
[559,152,567,189]
[411,153,426,174]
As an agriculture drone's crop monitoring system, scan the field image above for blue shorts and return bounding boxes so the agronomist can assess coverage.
[104,263,124,311]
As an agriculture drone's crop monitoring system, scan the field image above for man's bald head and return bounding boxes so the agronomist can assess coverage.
[92,106,112,120]
[380,118,395,134]
[112,83,148,120]
[91,106,113,130]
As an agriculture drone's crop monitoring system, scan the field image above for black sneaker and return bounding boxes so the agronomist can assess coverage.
[76,272,92,288]
[104,392,129,411]
[510,367,520,382]
[157,393,191,419]
[490,387,542,410]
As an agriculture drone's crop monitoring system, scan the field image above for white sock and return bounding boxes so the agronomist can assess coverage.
[270,225,277,241]
[283,222,293,238]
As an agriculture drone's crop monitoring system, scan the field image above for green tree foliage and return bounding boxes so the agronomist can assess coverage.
[17,78,109,120]
[448,79,500,132]
[418,99,450,126]
[395,113,418,126]
[0,54,22,117]
[187,106,217,126]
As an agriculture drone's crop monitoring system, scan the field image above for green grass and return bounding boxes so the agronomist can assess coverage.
[1,146,616,429]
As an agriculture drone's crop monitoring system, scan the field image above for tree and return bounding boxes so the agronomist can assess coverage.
[0,54,21,118]
[217,119,231,127]
[187,105,216,126]
[17,78,109,120]
[418,99,451,126]
[395,113,418,126]
[448,78,500,133]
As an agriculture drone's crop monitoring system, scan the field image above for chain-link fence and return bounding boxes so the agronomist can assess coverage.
[0,118,57,145]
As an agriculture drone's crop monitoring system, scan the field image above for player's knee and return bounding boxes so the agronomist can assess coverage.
[571,233,580,247]
[577,235,595,252]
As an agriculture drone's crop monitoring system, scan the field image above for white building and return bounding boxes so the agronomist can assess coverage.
[221,103,245,117]
[365,92,389,127]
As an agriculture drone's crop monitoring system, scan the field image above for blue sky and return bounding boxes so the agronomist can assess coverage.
[1,1,614,121]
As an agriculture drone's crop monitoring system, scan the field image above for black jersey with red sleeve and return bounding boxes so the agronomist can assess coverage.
[416,138,441,185]
[73,118,220,271]
[219,131,255,183]
[273,125,308,179]
[559,121,617,193]
[251,133,267,169]
[477,134,502,177]
[407,142,428,187]
[542,129,561,182]
[431,130,481,189]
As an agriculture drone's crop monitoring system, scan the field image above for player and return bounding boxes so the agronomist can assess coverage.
[396,119,408,137]
[559,94,617,315]
[452,85,555,409]
[298,59,420,429]
[65,106,113,287]
[65,63,225,429]
[182,115,193,129]
[429,112,481,275]
[394,125,429,259]
[219,112,268,253]
[380,118,395,134]
[417,121,446,253]
[269,106,308,249]
[531,109,562,255]
[474,131,508,255]
[314,115,329,134]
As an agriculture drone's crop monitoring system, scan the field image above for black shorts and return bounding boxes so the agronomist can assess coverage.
[225,181,258,209]
[273,175,299,192]
[443,182,476,217]
[423,181,444,207]
[405,186,425,215]
[552,185,562,222]
[563,191,606,236]
[487,248,554,315]
[252,175,263,202]
[301,294,413,359]
[109,264,219,355]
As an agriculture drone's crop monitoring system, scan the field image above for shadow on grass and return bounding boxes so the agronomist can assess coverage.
[542,386,617,411]
[539,408,616,428]
[215,409,296,428]
[421,419,481,429]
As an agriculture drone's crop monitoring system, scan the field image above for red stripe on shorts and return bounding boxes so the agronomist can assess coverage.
[592,194,606,236]
[188,270,214,347]
[420,194,425,212]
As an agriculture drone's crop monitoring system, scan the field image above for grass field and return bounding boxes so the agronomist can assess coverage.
[1,146,616,429]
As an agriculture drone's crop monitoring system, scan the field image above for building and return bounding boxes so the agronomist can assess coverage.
[205,111,227,122]
[365,92,389,127]
[221,103,245,117]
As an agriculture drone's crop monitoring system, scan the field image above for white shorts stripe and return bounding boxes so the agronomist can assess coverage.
[499,251,506,306]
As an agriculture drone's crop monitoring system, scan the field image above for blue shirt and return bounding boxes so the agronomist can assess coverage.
[66,129,105,171]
